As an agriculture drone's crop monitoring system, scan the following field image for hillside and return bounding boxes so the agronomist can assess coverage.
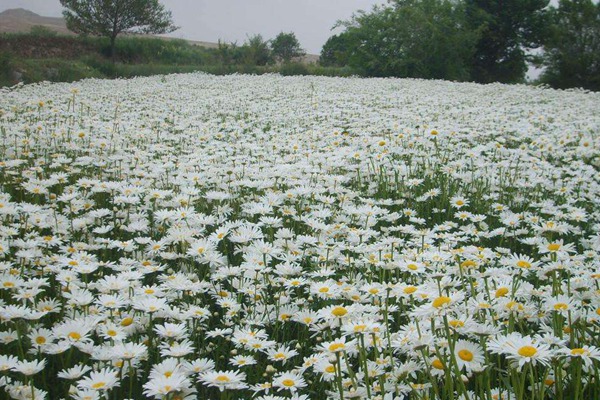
[0,8,319,62]
[0,8,71,35]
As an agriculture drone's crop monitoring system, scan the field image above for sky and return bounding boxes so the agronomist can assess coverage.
[0,0,387,54]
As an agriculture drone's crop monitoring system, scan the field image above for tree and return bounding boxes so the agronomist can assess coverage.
[270,32,305,63]
[241,35,273,66]
[321,0,476,80]
[464,0,549,83]
[59,0,178,61]
[320,33,354,67]
[541,0,600,90]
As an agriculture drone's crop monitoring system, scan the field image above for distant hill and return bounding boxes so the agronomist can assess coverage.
[0,8,319,63]
[0,8,72,35]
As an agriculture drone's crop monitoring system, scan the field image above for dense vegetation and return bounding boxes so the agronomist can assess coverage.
[0,31,354,87]
[321,0,600,90]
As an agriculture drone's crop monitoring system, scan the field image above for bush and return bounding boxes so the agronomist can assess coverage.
[29,25,59,37]
[279,62,309,76]
[0,51,14,87]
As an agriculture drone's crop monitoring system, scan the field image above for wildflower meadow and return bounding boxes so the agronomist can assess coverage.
[0,74,599,400]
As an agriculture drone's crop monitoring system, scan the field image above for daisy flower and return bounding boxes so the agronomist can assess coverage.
[76,367,120,391]
[452,340,485,372]
[489,333,555,369]
[273,372,307,393]
[198,370,247,392]
[267,345,299,365]
[229,355,257,368]
[558,345,600,369]
[143,373,193,399]
[58,364,92,380]
[11,359,46,376]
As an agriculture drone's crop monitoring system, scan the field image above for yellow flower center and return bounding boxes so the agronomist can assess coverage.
[325,365,336,373]
[571,348,586,356]
[332,307,348,317]
[554,303,568,311]
[449,320,464,328]
[518,346,537,357]
[432,358,444,369]
[353,324,367,333]
[516,260,531,268]
[458,349,474,362]
[35,336,46,344]
[506,301,523,311]
[121,317,133,326]
[547,243,561,251]
[329,343,345,352]
[215,375,230,382]
[91,381,106,389]
[319,287,329,293]
[432,296,451,308]
[68,332,81,341]
[404,286,417,294]
[407,264,418,271]
[461,260,477,268]
[274,353,286,360]
[282,379,295,387]
[107,330,117,337]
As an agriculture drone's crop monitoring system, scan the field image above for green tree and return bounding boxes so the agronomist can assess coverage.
[241,35,273,66]
[320,33,354,67]
[465,0,548,83]
[541,0,600,90]
[324,0,476,80]
[59,0,178,61]
[270,32,306,63]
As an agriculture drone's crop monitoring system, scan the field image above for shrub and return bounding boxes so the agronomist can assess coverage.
[279,62,309,76]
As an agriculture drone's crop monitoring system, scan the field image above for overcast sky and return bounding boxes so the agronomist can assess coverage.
[0,0,387,54]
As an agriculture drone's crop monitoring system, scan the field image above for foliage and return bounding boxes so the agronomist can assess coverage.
[540,0,600,91]
[29,25,59,37]
[464,0,549,83]
[270,32,306,63]
[320,33,354,67]
[324,0,476,80]
[59,0,178,59]
[0,51,13,86]
[240,35,273,66]
[0,33,357,87]
[279,61,309,76]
